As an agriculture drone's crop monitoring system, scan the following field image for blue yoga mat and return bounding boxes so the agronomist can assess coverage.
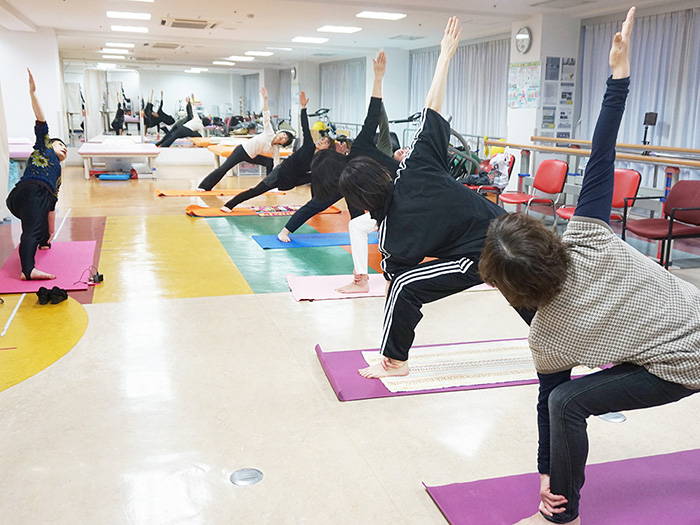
[97,173,131,181]
[253,231,379,249]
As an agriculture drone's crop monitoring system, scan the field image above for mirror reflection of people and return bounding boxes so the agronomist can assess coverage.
[5,69,67,280]
[219,91,332,214]
[197,87,293,191]
[156,94,210,148]
[110,91,124,135]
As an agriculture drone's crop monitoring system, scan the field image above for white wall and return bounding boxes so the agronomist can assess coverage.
[138,70,242,118]
[293,61,320,135]
[0,78,8,219]
[261,68,281,117]
[364,48,410,137]
[0,26,64,139]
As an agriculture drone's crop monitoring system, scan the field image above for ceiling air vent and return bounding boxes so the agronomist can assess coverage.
[161,18,219,30]
[151,42,183,50]
[389,35,424,41]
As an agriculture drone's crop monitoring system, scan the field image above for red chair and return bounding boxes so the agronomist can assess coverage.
[556,168,641,221]
[498,159,568,219]
[622,180,700,269]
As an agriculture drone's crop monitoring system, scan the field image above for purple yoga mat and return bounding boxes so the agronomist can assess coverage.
[425,448,700,524]
[315,339,536,402]
[0,241,96,293]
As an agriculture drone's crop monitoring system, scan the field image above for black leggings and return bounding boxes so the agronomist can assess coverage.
[156,126,200,147]
[6,183,54,279]
[198,146,274,191]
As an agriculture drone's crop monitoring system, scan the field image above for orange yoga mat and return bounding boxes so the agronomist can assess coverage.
[156,188,245,197]
[185,204,341,217]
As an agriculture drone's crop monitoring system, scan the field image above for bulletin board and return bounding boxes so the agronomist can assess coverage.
[508,62,541,109]
[540,56,577,142]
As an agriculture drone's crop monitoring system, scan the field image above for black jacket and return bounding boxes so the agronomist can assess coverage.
[276,108,314,191]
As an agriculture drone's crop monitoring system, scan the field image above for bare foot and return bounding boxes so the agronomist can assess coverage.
[20,268,56,280]
[197,187,207,192]
[358,359,408,378]
[336,273,369,293]
[277,228,291,242]
[513,512,580,524]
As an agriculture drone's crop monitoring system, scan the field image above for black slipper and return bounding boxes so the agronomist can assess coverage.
[37,286,50,305]
[49,286,68,304]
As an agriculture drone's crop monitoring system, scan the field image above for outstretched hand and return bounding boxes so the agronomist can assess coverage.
[260,86,268,100]
[27,69,36,93]
[373,51,387,78]
[609,6,635,79]
[440,16,462,60]
[299,90,309,108]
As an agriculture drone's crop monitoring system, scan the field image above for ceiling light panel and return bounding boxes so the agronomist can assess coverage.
[105,42,135,48]
[101,48,130,54]
[356,11,407,20]
[106,11,152,20]
[111,25,149,33]
[227,55,255,61]
[266,47,292,51]
[292,36,328,44]
[102,55,126,59]
[213,61,236,66]
[317,25,362,34]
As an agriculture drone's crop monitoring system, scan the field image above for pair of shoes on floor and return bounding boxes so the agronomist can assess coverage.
[36,286,68,305]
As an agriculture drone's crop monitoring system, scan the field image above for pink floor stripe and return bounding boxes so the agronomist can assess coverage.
[425,448,700,525]
[315,339,535,401]
[0,241,96,293]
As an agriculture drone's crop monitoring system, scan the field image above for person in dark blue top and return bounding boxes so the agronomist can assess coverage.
[6,69,67,281]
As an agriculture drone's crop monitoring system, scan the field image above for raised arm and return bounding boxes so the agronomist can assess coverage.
[260,87,269,113]
[372,51,386,98]
[574,6,635,223]
[424,17,461,114]
[27,69,45,122]
[299,91,312,144]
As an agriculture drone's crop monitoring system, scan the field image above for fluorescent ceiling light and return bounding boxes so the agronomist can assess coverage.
[102,55,126,60]
[292,36,328,44]
[317,25,362,34]
[105,42,135,48]
[107,11,152,20]
[97,63,118,69]
[184,69,201,73]
[111,25,149,33]
[245,51,273,57]
[227,55,255,61]
[213,61,236,66]
[101,48,130,54]
[356,11,407,20]
[266,47,292,51]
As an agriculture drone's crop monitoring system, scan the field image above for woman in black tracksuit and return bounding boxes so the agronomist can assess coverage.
[339,18,532,378]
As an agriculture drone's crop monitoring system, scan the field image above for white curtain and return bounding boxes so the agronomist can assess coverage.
[580,8,700,185]
[320,58,366,125]
[278,69,292,122]
[409,38,510,138]
[244,74,260,114]
[0,77,9,218]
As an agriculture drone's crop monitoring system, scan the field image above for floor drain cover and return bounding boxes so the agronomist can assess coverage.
[598,412,627,423]
[230,468,263,486]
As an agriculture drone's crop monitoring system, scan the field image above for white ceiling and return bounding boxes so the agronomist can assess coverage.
[0,0,682,74]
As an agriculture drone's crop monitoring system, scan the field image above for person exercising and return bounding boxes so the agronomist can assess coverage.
[6,69,67,280]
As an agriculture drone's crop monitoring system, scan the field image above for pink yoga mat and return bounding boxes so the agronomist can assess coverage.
[425,448,700,524]
[0,241,96,293]
[287,274,386,301]
[315,339,535,402]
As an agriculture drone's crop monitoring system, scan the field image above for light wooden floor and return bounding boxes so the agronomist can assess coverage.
[1,162,700,524]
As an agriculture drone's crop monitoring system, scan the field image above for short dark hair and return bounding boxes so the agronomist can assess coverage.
[319,135,335,148]
[202,117,212,127]
[311,149,347,202]
[478,213,570,310]
[339,156,392,214]
[280,131,294,147]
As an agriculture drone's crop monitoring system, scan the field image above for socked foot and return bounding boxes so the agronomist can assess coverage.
[358,359,409,379]
[336,274,369,293]
[514,512,580,525]
[220,206,232,213]
[21,268,56,280]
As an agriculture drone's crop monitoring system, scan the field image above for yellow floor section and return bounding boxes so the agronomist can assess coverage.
[93,215,252,303]
[0,295,88,392]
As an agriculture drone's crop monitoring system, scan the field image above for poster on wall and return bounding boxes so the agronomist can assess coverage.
[561,58,576,81]
[556,131,571,147]
[545,57,561,81]
[558,107,573,129]
[508,62,541,108]
[542,106,556,129]
[559,82,574,105]
[543,81,558,105]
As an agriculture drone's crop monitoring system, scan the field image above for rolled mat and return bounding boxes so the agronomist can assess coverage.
[315,339,539,401]
[0,241,96,293]
[424,448,700,525]
[254,231,379,249]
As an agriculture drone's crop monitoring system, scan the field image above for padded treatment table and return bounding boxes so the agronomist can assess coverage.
[9,143,33,161]
[9,137,32,145]
[88,134,143,143]
[78,142,160,180]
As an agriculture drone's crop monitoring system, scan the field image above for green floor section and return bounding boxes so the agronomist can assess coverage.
[207,216,357,293]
